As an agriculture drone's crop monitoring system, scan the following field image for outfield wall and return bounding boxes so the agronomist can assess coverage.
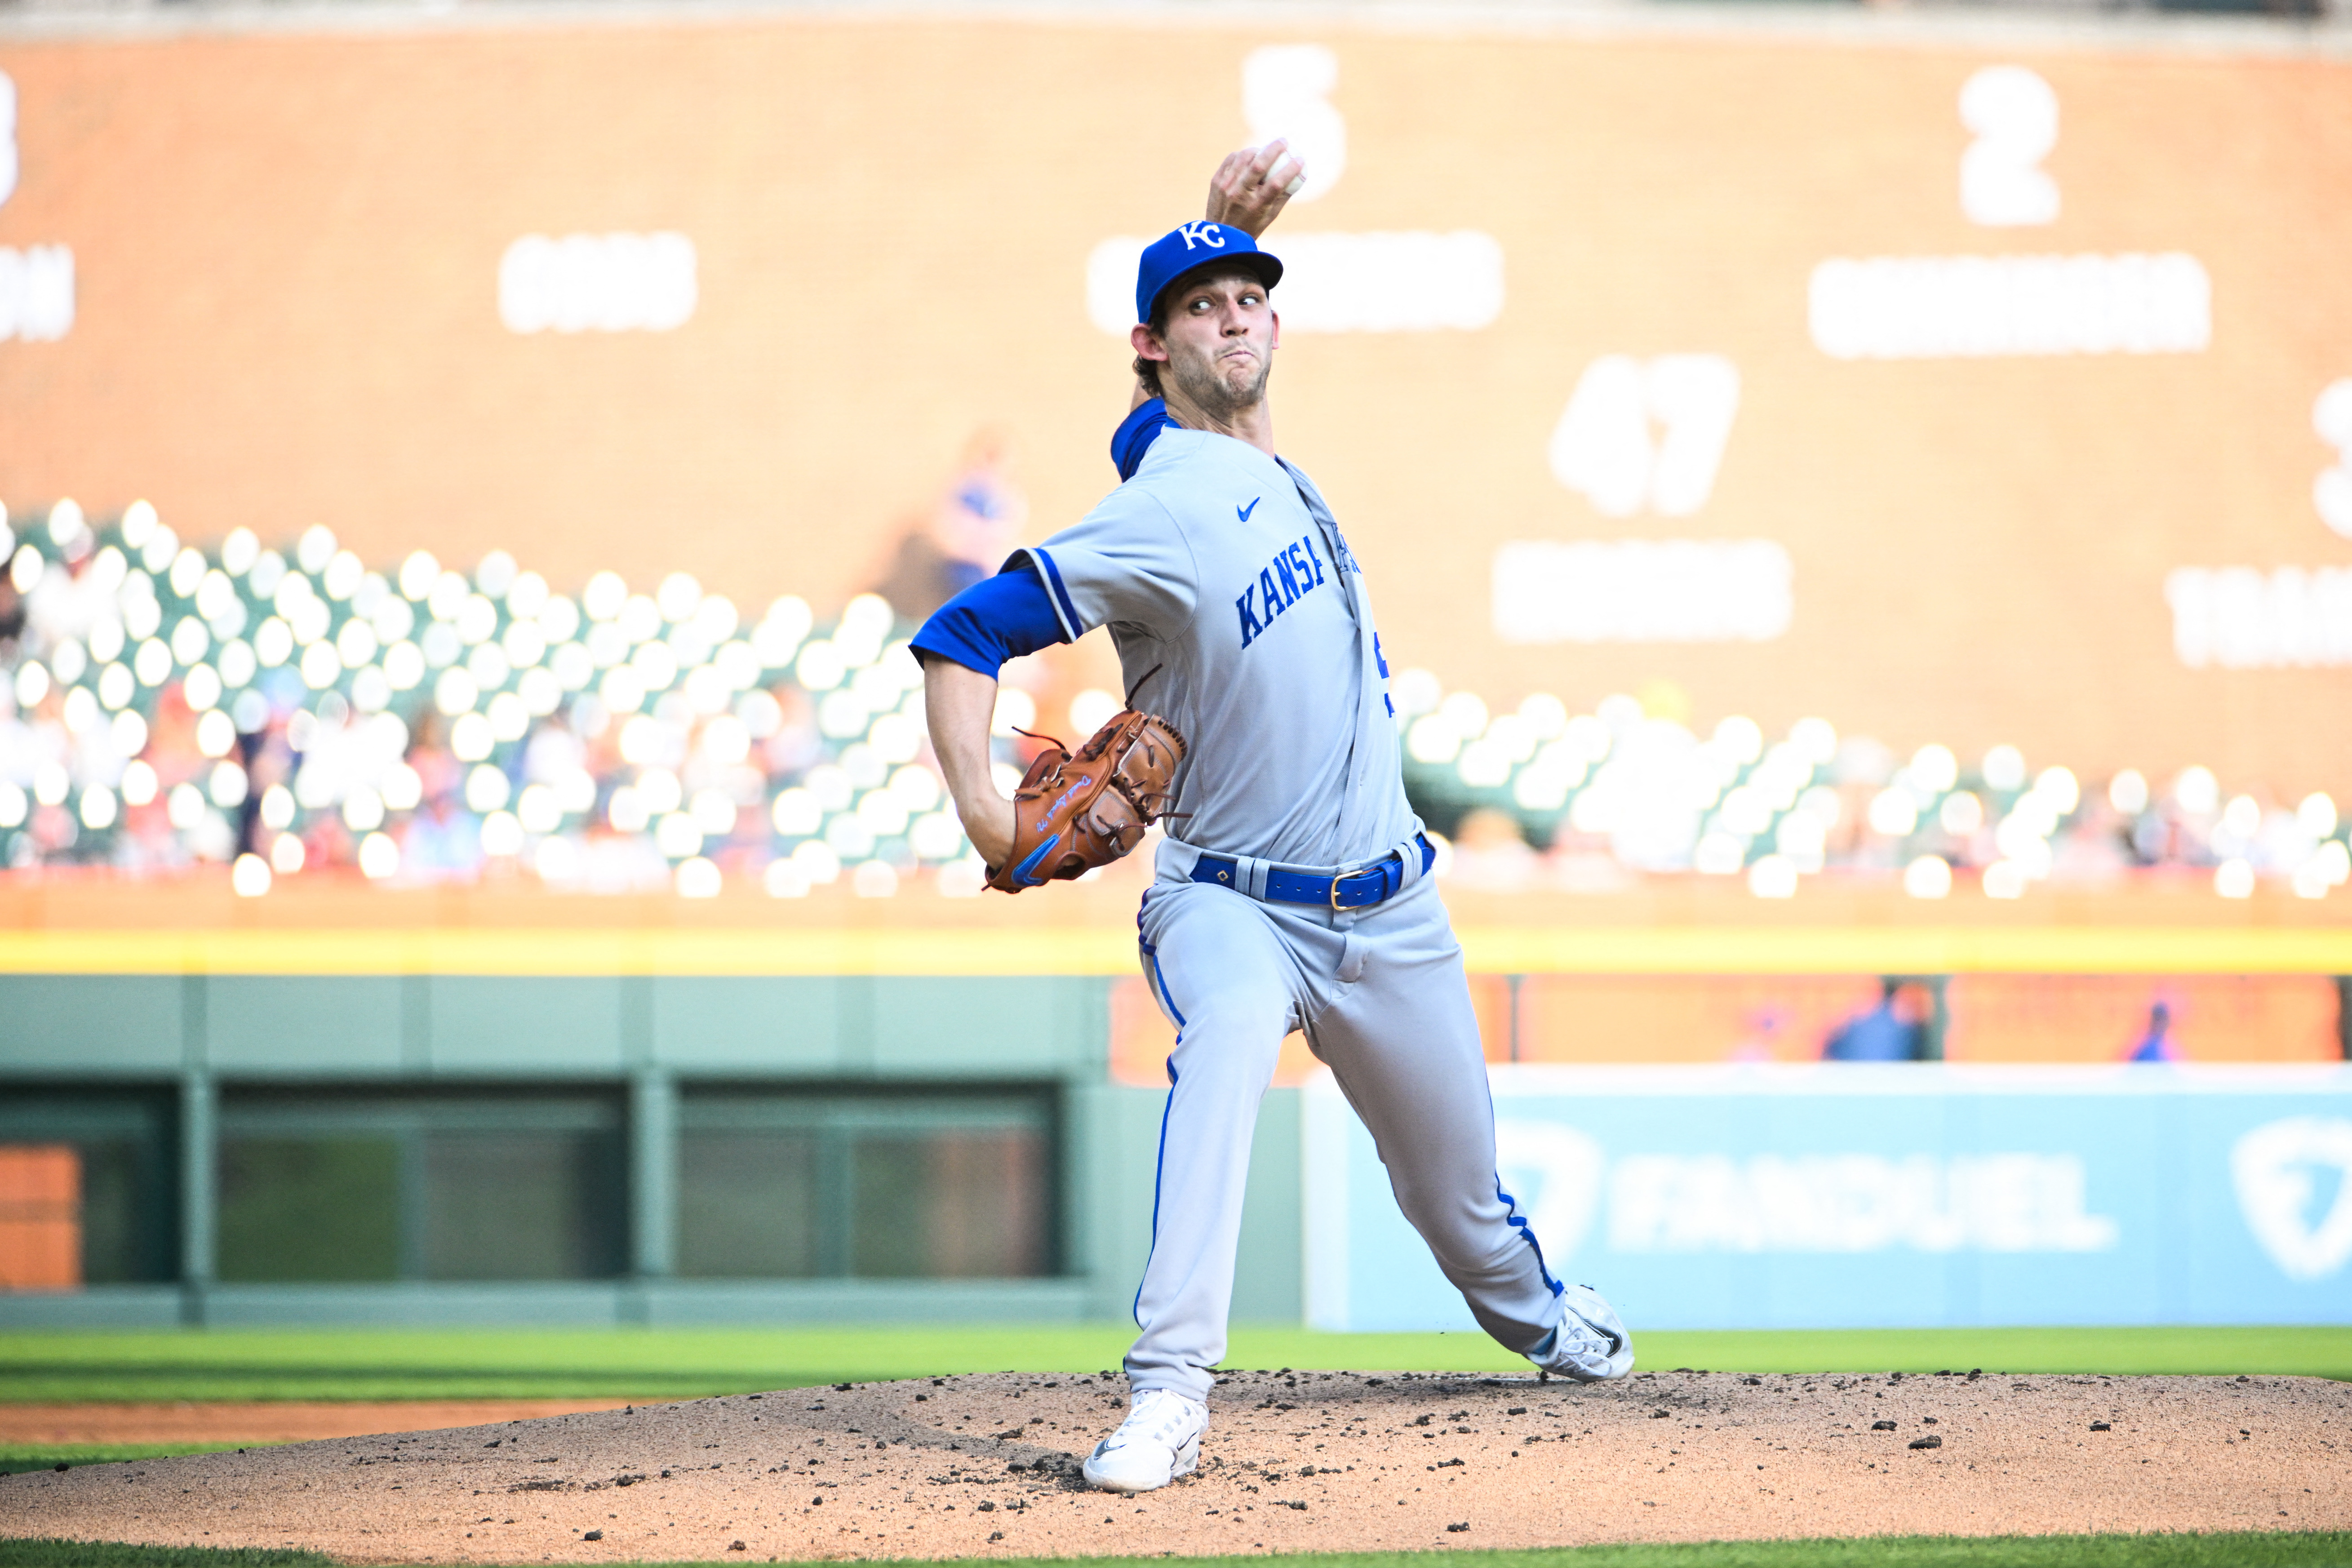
[0,970,1305,1328]
[8,968,2352,1329]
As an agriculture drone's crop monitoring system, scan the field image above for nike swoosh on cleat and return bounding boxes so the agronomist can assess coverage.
[1237,497,1260,521]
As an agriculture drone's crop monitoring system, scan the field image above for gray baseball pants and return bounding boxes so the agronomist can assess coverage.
[1125,846,1566,1402]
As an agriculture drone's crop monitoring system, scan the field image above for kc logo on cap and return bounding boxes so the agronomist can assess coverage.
[1134,222,1284,325]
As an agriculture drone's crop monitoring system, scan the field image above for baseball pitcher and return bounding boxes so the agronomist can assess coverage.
[910,144,1633,1495]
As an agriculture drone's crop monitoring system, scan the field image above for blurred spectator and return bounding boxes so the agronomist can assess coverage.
[2130,803,2197,867]
[2053,794,2133,881]
[2126,1000,2177,1063]
[523,711,585,789]
[302,813,355,877]
[402,792,483,881]
[144,687,206,791]
[760,684,821,777]
[871,427,1029,619]
[0,687,31,788]
[405,711,462,805]
[237,724,288,859]
[933,427,1027,591]
[1823,979,1927,1062]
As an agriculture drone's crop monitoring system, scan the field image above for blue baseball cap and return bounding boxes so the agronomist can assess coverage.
[1134,222,1283,325]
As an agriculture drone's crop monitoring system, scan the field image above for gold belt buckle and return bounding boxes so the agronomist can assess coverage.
[1333,850,1404,910]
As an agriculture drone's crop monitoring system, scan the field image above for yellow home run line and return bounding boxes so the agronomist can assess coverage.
[0,927,2347,975]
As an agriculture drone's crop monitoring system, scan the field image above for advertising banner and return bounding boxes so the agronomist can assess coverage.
[1303,1064,2352,1330]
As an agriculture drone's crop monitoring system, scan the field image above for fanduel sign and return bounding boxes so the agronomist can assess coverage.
[1604,1151,2117,1254]
[1303,1064,2352,1331]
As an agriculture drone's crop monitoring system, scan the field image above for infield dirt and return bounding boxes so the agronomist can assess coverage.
[2,1370,2343,1563]
[0,1403,630,1448]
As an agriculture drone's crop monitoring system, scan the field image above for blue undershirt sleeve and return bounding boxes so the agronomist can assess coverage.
[1111,397,1178,481]
[909,563,1070,677]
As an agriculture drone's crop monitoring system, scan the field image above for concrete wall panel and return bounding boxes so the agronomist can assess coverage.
[651,977,845,1073]
[871,977,1107,1078]
[425,977,629,1074]
[204,977,405,1075]
[0,977,183,1074]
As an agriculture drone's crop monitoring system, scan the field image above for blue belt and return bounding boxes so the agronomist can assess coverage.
[1191,835,1436,911]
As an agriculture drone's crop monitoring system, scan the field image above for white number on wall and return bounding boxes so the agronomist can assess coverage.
[0,72,18,208]
[0,75,73,343]
[1960,65,2059,227]
[1243,45,1344,202]
[1548,354,1741,518]
[499,232,697,334]
[2316,378,2352,539]
[0,244,73,342]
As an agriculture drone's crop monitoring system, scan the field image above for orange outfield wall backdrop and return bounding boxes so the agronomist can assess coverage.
[1,14,2349,788]
[1108,969,2342,1080]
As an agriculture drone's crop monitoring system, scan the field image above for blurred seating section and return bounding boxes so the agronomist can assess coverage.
[0,499,984,900]
[2,497,2347,904]
[1395,682,2350,902]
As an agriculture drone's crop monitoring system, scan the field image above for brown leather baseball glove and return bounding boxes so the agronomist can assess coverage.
[986,709,1187,893]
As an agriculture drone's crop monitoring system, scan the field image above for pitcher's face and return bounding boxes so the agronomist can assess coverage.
[1145,270,1278,417]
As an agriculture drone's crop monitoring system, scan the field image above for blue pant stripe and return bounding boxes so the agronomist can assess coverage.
[1134,1054,1180,1327]
[1496,1175,1564,1297]
[1149,951,1188,1029]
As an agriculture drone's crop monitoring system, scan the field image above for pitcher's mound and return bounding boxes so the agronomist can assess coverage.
[4,1368,2343,1563]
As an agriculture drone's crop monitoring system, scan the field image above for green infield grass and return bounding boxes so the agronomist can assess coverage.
[0,1545,328,1567]
[0,1325,2343,1404]
[3,1537,2351,1568]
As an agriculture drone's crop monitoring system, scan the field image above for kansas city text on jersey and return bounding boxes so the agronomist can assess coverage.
[1234,532,1329,649]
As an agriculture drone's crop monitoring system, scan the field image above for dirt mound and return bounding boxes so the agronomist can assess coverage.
[0,1403,632,1448]
[2,1369,2342,1562]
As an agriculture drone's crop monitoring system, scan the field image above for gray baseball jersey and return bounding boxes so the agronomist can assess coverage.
[1014,427,1415,868]
[1017,428,1575,1404]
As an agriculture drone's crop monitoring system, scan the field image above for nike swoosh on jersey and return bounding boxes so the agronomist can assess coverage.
[1237,497,1260,521]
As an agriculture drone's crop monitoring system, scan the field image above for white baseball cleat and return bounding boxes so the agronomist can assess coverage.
[1080,1387,1210,1493]
[1527,1283,1636,1382]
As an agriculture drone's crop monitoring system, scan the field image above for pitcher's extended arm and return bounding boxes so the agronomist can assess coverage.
[924,658,1015,870]
[912,564,1069,867]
